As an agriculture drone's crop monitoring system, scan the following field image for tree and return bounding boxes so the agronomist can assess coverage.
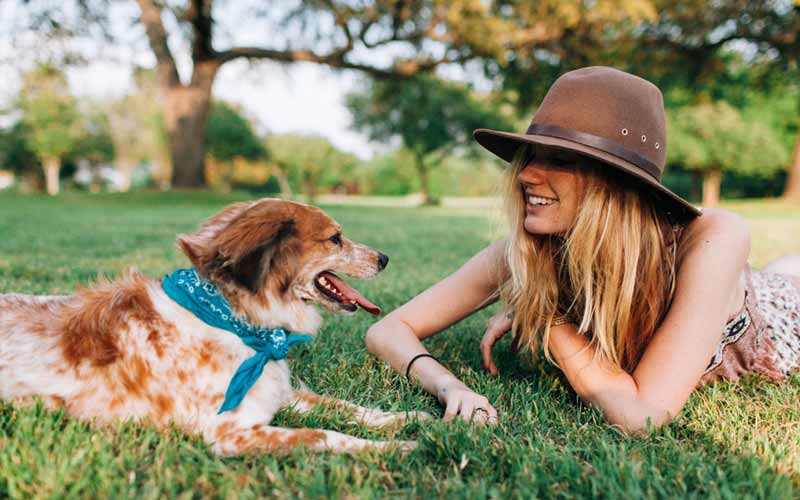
[14,0,668,189]
[103,68,169,191]
[481,1,798,202]
[205,100,268,191]
[632,0,800,200]
[668,100,788,207]
[129,0,524,188]
[347,74,511,205]
[0,122,38,175]
[206,101,266,163]
[266,134,358,202]
[17,64,82,195]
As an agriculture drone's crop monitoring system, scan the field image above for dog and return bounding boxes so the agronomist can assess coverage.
[0,198,425,455]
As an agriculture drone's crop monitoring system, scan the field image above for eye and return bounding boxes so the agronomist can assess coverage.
[550,156,576,167]
[329,233,342,246]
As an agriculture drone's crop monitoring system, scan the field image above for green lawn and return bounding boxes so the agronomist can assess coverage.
[1,191,799,498]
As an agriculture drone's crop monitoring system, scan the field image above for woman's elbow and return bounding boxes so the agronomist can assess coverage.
[365,319,390,356]
[602,403,675,435]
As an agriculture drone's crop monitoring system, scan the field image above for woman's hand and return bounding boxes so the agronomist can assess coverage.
[480,309,513,376]
[436,376,498,425]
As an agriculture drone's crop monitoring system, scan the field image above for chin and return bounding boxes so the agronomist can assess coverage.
[523,217,564,235]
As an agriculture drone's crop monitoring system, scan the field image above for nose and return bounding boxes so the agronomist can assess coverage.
[377,252,389,271]
[517,163,547,185]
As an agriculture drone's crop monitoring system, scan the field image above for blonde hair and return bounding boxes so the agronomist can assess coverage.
[501,145,678,372]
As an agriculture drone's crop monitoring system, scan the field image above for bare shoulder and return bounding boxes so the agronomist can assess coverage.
[676,208,751,265]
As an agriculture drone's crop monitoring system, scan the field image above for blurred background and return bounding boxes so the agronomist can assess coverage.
[0,0,798,208]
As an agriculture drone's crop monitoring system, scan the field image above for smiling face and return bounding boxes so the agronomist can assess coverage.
[177,199,388,319]
[517,144,587,235]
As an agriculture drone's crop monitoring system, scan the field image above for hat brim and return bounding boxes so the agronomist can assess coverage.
[473,128,701,221]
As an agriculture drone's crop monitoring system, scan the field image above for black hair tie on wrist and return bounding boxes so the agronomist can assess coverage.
[405,353,438,380]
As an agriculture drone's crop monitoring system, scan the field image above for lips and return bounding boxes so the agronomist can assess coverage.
[314,271,382,315]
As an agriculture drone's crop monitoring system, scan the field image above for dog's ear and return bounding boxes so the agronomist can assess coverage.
[214,218,296,293]
[180,201,297,294]
[176,201,255,270]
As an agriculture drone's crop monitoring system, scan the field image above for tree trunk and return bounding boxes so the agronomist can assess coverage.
[302,175,318,203]
[782,126,800,201]
[272,166,293,198]
[42,156,60,196]
[690,170,702,203]
[163,85,213,188]
[116,157,136,192]
[413,153,436,205]
[701,168,721,208]
[151,151,172,190]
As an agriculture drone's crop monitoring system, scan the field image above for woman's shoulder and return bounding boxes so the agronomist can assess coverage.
[676,207,751,264]
[681,207,750,238]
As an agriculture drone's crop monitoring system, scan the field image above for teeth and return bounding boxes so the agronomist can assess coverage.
[318,275,344,298]
[528,196,557,206]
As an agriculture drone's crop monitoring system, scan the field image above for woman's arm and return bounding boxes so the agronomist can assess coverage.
[547,209,751,432]
[366,240,508,423]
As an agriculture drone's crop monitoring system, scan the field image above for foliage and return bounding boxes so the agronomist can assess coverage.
[1,192,800,496]
[486,0,659,109]
[348,75,512,203]
[206,101,267,163]
[17,64,82,163]
[0,122,37,174]
[265,134,360,199]
[361,149,421,196]
[103,68,169,178]
[668,100,788,177]
[69,106,114,165]
[349,75,510,160]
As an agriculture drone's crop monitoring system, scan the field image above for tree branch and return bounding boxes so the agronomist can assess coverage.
[215,45,466,78]
[188,0,215,62]
[135,0,180,88]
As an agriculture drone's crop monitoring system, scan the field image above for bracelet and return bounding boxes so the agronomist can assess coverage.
[405,353,438,380]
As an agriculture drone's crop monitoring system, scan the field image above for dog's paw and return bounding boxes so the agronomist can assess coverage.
[358,409,432,429]
[404,410,433,422]
[389,439,418,454]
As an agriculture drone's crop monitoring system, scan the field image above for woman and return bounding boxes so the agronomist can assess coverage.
[365,66,800,433]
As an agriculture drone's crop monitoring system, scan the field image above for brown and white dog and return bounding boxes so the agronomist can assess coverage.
[0,198,424,455]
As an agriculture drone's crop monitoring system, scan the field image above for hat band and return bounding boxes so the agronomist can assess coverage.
[526,124,662,181]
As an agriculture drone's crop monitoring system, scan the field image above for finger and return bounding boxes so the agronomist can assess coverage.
[480,331,500,375]
[460,399,475,423]
[486,405,499,425]
[443,396,460,422]
[472,409,490,426]
[471,397,492,425]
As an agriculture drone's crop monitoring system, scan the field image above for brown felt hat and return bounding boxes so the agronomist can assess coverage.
[474,66,701,220]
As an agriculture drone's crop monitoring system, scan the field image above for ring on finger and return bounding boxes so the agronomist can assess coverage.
[474,407,489,417]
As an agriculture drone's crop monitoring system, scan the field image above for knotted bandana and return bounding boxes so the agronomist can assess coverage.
[162,268,313,414]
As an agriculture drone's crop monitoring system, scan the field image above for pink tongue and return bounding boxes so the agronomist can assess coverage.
[321,272,382,316]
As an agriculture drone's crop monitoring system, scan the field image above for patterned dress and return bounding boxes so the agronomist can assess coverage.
[699,265,800,385]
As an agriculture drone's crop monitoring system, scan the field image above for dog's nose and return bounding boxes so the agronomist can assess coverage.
[377,253,389,271]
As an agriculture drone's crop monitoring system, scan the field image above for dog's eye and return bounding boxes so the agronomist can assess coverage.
[329,233,342,246]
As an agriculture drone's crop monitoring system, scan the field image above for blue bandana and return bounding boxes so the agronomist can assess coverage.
[161,268,313,414]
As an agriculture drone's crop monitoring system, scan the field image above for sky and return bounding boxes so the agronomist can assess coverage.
[69,59,379,159]
[0,0,501,160]
[0,53,377,159]
[0,1,401,160]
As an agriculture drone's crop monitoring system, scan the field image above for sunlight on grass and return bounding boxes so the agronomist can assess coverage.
[0,191,799,497]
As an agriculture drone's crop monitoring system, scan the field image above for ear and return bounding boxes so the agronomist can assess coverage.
[176,201,255,268]
[222,219,296,293]
[211,207,297,293]
[176,200,297,294]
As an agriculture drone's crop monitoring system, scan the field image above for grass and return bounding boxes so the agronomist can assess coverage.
[0,190,799,499]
